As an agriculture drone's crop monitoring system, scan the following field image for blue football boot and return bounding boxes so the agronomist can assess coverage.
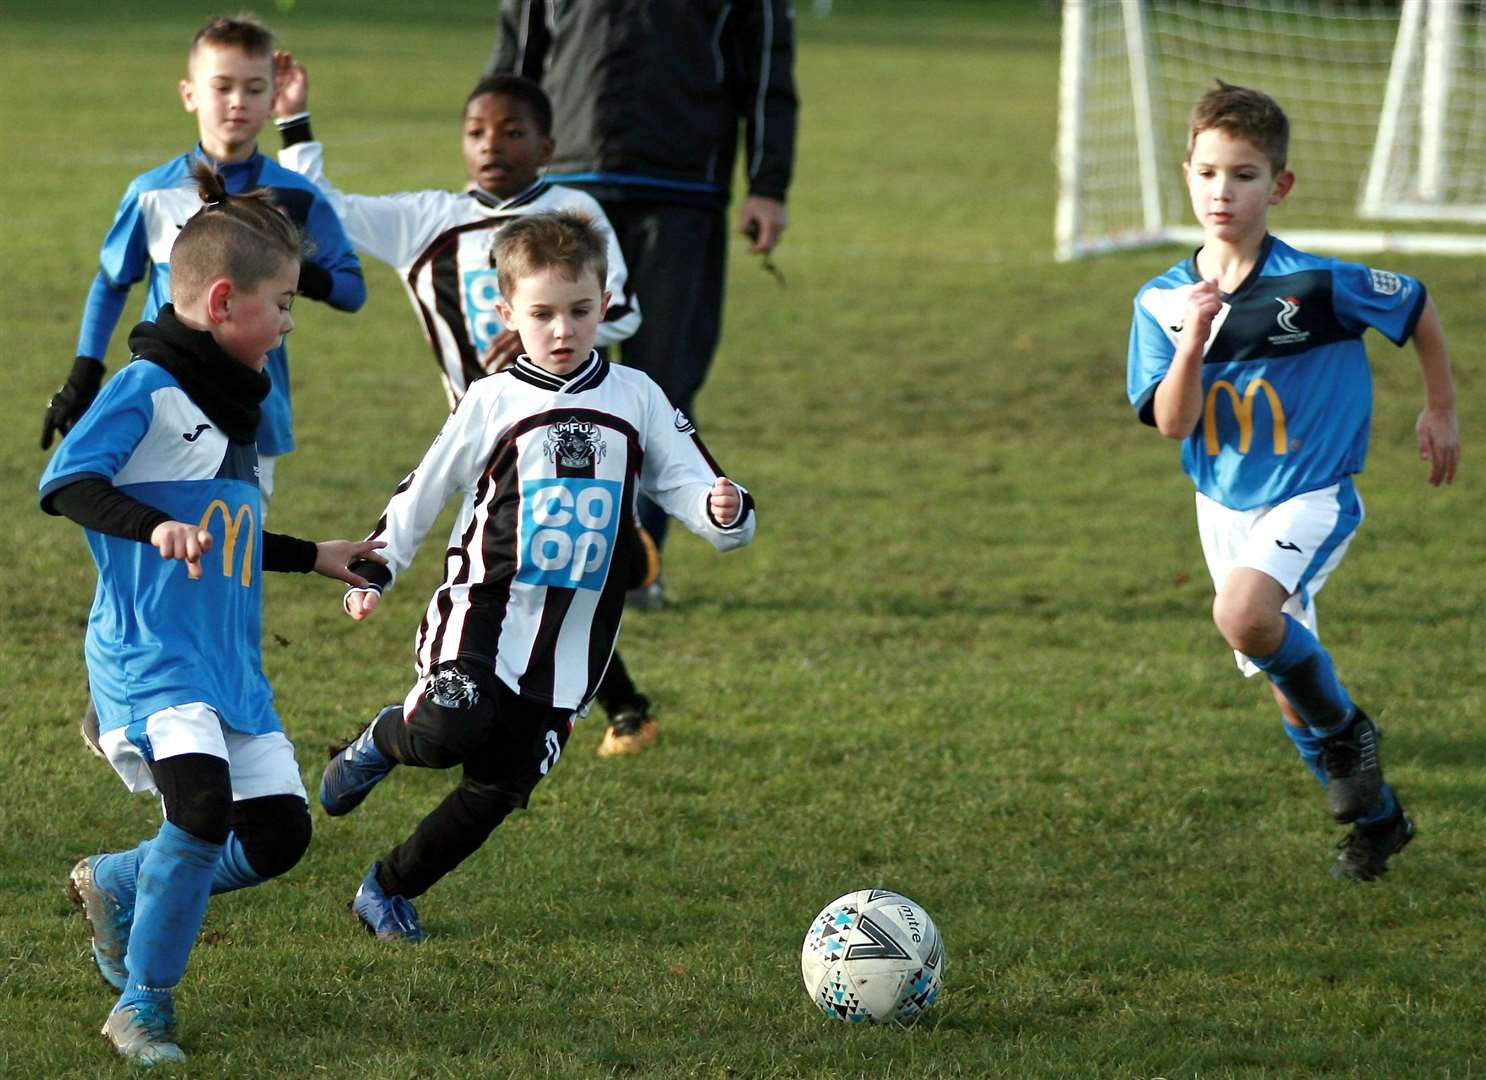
[352,863,424,943]
[102,999,185,1065]
[320,706,399,816]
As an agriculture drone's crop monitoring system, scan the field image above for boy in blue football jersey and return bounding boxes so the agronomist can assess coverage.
[40,13,365,504]
[41,164,382,1066]
[1127,81,1460,882]
[41,12,365,762]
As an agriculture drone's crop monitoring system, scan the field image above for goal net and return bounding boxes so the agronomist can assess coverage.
[1056,0,1486,260]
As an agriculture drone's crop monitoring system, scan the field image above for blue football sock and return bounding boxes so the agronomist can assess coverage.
[96,831,267,905]
[1356,783,1399,827]
[210,833,267,895]
[118,821,222,1010]
[1281,721,1327,785]
[93,838,151,910]
[1247,614,1354,735]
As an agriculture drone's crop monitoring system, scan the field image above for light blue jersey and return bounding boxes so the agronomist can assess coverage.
[39,362,278,738]
[80,148,364,456]
[1127,234,1426,510]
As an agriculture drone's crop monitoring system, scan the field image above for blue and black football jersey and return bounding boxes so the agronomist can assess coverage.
[1128,234,1426,510]
[39,362,278,738]
[81,148,363,457]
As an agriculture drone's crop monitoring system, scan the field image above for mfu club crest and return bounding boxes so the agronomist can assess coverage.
[543,418,607,469]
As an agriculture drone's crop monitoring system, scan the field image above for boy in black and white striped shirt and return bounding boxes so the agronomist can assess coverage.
[275,58,659,755]
[323,211,755,941]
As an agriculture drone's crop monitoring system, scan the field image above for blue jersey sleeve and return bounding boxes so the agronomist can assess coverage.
[39,367,155,510]
[76,271,133,360]
[303,192,366,313]
[1127,289,1175,425]
[77,182,151,359]
[98,182,150,289]
[1331,262,1427,346]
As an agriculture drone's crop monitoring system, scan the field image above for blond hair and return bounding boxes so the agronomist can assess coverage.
[493,211,608,300]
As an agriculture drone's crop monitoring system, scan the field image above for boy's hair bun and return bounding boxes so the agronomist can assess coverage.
[170,159,307,306]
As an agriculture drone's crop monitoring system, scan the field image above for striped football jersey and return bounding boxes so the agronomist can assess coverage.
[360,351,753,710]
[279,140,640,407]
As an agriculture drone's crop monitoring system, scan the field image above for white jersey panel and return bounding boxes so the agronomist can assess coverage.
[137,187,206,268]
[112,387,236,486]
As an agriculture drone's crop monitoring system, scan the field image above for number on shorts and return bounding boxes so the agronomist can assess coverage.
[538,729,562,775]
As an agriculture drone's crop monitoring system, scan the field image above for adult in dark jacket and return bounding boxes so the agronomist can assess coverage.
[487,0,797,602]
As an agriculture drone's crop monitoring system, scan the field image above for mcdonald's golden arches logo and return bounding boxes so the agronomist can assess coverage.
[1203,378,1287,457]
[198,499,255,587]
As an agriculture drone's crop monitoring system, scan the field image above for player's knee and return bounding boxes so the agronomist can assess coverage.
[155,753,233,844]
[232,795,312,880]
[408,710,489,767]
[1211,592,1274,655]
[455,778,517,830]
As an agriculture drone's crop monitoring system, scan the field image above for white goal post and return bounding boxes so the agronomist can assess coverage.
[1056,0,1486,261]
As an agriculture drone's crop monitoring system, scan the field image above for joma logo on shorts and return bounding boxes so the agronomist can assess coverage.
[1204,378,1287,457]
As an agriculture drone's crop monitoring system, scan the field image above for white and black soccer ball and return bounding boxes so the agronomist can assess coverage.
[801,889,945,1024]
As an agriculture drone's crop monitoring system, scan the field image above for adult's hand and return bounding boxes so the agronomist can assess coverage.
[738,195,788,255]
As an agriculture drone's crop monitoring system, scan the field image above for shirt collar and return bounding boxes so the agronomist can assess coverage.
[510,350,605,392]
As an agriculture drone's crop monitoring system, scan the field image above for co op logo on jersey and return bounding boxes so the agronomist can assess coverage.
[516,478,622,591]
[464,268,505,352]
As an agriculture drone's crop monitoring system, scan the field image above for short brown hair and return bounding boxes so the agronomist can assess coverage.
[190,13,276,63]
[171,159,304,306]
[492,211,607,301]
[1186,80,1290,174]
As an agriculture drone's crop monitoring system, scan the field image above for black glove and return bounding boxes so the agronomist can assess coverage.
[41,357,105,450]
[297,259,333,302]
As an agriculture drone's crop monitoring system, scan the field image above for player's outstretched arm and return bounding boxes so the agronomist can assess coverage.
[149,521,214,580]
[1411,298,1460,486]
[1152,277,1221,439]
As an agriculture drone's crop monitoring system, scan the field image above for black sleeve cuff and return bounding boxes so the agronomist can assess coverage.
[706,489,756,530]
[263,531,319,573]
[348,558,392,591]
[276,113,314,147]
[297,260,334,302]
[72,354,106,379]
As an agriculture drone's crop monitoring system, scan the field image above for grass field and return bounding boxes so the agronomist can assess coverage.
[4,2,1486,1076]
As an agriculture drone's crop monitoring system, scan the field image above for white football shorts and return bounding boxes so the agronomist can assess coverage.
[258,453,276,518]
[99,701,307,801]
[1195,479,1364,677]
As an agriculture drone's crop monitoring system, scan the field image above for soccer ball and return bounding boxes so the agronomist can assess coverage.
[800,889,945,1024]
